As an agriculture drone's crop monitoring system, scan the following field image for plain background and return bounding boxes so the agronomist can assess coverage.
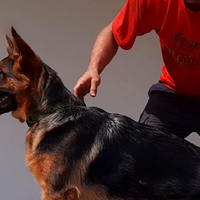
[0,1,199,199]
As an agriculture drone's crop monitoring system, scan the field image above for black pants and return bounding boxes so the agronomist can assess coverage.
[138,83,200,138]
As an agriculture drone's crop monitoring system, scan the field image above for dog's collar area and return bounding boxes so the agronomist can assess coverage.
[26,104,79,127]
[27,111,49,127]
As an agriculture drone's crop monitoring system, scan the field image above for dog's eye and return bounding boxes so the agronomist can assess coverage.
[0,71,4,79]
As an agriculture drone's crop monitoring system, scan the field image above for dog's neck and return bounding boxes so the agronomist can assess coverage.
[26,61,86,127]
[39,61,85,109]
[26,103,82,127]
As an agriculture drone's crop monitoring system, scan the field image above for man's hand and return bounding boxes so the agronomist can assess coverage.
[73,22,118,100]
[73,69,101,100]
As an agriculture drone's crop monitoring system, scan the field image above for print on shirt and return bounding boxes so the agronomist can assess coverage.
[166,32,200,67]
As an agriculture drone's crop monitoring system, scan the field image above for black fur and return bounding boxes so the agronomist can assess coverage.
[32,61,200,199]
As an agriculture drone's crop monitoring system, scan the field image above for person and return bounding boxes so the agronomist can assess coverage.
[73,0,200,138]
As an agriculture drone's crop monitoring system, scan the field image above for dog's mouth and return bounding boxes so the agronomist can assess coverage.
[0,91,17,114]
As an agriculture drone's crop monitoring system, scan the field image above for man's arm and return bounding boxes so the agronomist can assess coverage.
[73,22,119,100]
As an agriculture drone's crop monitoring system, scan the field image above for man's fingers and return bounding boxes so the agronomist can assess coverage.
[90,87,97,97]
[90,77,100,97]
[73,81,84,100]
[73,71,100,99]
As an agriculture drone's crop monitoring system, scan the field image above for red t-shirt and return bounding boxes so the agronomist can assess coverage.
[112,0,200,97]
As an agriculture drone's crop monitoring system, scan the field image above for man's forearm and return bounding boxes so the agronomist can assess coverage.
[88,22,119,74]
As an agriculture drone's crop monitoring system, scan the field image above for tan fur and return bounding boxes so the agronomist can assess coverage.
[1,61,31,121]
[41,186,80,200]
[25,129,54,191]
[26,153,53,188]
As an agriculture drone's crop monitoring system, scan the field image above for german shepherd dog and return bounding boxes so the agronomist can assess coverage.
[1,27,200,200]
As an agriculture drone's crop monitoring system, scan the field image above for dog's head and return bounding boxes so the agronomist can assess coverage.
[0,27,42,122]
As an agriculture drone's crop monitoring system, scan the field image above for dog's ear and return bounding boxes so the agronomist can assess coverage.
[6,27,42,82]
[6,35,15,55]
[65,186,80,200]
[10,27,36,59]
[5,34,20,58]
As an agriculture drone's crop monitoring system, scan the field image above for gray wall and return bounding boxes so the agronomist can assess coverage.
[0,1,199,199]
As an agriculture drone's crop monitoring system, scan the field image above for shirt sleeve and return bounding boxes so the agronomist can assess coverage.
[112,0,165,50]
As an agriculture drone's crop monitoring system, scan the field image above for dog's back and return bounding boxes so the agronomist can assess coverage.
[32,105,200,200]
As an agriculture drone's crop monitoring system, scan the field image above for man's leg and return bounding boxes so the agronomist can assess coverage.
[138,84,196,138]
[139,109,192,138]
